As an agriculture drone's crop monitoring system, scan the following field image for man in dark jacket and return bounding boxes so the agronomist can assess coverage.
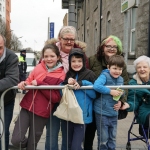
[0,34,19,150]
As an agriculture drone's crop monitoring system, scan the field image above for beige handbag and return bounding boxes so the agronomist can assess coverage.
[53,85,84,124]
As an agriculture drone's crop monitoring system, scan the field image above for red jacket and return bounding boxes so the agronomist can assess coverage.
[20,60,65,118]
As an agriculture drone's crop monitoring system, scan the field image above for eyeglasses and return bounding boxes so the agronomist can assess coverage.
[105,45,118,50]
[61,37,75,43]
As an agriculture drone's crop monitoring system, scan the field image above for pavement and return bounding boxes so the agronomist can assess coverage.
[7,93,149,150]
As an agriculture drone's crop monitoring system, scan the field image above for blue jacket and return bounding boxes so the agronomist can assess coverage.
[93,69,124,116]
[73,80,96,123]
[61,78,96,124]
[62,48,97,123]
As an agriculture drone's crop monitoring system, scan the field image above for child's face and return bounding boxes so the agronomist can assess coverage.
[108,65,123,78]
[43,48,59,68]
[71,56,83,71]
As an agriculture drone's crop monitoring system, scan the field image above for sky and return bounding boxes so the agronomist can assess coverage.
[11,0,68,51]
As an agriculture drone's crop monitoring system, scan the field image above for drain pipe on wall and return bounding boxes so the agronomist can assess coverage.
[83,0,86,42]
[68,0,76,28]
[75,1,78,30]
[99,0,102,43]
[148,0,150,57]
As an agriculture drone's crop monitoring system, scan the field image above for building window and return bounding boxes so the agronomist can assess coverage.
[106,11,111,36]
[129,8,137,55]
[0,14,2,19]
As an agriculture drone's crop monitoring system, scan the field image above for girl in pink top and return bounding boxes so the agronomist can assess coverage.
[11,44,65,150]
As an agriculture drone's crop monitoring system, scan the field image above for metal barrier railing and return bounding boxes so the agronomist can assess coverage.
[1,85,150,150]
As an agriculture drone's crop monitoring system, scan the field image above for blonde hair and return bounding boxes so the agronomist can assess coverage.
[58,26,77,39]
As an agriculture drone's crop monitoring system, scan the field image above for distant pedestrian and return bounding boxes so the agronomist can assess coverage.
[18,49,27,94]
[11,44,65,150]
[0,34,19,150]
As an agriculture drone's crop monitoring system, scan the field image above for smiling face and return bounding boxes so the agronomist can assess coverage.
[136,61,150,82]
[43,48,60,69]
[103,40,118,61]
[70,56,83,72]
[59,33,75,54]
[108,65,123,78]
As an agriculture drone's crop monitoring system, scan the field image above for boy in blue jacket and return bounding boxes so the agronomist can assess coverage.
[63,48,96,150]
[93,55,125,150]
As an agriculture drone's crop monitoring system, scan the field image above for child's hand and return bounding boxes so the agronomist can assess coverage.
[31,80,37,86]
[110,90,122,97]
[113,101,121,111]
[120,90,124,96]
[68,78,76,85]
[18,81,27,90]
[73,82,80,90]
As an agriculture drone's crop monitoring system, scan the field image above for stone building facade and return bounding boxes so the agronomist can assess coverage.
[76,0,149,65]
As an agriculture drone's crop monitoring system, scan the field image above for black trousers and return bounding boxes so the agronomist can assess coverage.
[19,74,26,82]
[84,112,97,150]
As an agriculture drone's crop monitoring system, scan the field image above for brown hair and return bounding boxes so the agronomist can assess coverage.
[108,55,125,68]
[41,44,61,62]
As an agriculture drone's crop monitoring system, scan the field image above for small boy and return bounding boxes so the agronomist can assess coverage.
[63,48,97,150]
[93,55,125,150]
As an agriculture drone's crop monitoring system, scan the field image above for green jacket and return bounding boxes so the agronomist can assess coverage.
[89,55,129,102]
[127,73,150,124]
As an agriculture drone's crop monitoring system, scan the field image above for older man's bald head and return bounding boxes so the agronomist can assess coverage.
[0,34,5,57]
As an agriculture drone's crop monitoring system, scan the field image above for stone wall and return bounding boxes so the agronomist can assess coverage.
[76,0,149,65]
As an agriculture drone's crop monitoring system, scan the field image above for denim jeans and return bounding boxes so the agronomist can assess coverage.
[0,100,15,150]
[45,104,67,150]
[95,113,117,150]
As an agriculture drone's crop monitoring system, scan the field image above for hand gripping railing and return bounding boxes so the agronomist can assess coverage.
[1,85,150,150]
